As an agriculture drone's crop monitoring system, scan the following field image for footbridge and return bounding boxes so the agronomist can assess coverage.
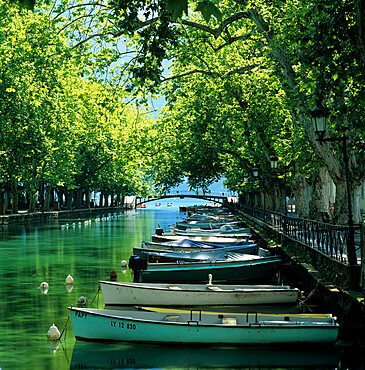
[135,193,228,207]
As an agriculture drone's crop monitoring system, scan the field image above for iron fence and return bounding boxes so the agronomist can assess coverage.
[232,203,360,264]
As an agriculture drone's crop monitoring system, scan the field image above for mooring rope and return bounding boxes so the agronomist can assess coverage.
[59,314,71,340]
[90,285,101,307]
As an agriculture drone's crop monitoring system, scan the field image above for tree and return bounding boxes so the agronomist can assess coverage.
[103,0,365,223]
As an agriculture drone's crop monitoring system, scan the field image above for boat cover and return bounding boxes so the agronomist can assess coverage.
[146,249,259,262]
[144,238,251,249]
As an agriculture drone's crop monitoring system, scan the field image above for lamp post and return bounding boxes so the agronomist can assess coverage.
[269,155,288,216]
[243,173,252,215]
[310,101,357,265]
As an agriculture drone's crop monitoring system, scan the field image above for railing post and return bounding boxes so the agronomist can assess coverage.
[361,223,365,297]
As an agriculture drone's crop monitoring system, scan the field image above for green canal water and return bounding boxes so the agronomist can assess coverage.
[0,200,361,369]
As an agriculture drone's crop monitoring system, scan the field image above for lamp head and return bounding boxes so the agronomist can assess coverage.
[310,100,328,138]
[270,155,278,169]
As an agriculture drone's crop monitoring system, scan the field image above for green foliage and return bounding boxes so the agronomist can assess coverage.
[195,0,222,23]
[0,1,157,208]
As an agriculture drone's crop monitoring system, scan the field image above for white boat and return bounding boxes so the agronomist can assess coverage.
[175,220,242,230]
[151,233,251,243]
[172,225,250,237]
[69,307,339,344]
[99,280,300,306]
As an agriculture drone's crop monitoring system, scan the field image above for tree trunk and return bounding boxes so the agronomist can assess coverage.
[85,191,91,208]
[10,177,18,214]
[44,186,51,212]
[332,181,352,225]
[65,190,73,210]
[293,174,309,218]
[308,168,331,222]
[75,189,82,209]
[116,193,121,206]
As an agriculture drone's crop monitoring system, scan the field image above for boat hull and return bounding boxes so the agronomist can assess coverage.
[69,307,339,345]
[134,257,281,283]
[151,234,248,243]
[99,281,299,306]
[132,244,258,261]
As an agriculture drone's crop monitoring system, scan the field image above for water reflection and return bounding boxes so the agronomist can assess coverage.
[70,341,338,369]
[0,203,355,369]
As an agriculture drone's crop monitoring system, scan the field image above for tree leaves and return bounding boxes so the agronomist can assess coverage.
[195,0,222,23]
[166,0,188,20]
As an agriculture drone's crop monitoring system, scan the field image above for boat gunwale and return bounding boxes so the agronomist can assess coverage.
[98,280,298,294]
[68,307,338,329]
[99,280,300,295]
[141,257,282,272]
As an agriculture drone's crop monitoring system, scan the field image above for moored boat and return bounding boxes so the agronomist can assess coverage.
[99,280,300,306]
[129,254,282,283]
[172,225,250,237]
[144,238,253,249]
[132,244,259,261]
[151,233,251,243]
[175,220,242,230]
[69,307,339,344]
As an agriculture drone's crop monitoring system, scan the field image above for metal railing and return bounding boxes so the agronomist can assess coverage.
[231,203,361,265]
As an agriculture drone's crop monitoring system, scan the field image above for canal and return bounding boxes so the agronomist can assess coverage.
[0,199,363,369]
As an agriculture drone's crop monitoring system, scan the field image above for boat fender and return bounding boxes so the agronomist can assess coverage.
[47,324,60,340]
[121,260,127,267]
[207,274,213,286]
[65,274,74,285]
[110,269,117,281]
[77,296,88,307]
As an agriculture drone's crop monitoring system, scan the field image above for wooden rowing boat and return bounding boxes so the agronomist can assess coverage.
[129,254,282,283]
[69,307,339,344]
[99,280,300,306]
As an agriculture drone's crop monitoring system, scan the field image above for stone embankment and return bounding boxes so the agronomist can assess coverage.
[0,206,127,226]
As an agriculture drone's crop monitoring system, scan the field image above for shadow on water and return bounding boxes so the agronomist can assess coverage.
[69,341,339,369]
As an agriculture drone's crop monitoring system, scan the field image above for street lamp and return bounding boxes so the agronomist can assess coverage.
[310,101,357,265]
[270,155,288,215]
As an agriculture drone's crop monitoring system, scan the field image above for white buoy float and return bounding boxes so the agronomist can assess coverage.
[65,274,74,285]
[47,324,60,340]
[40,282,49,294]
[120,260,127,268]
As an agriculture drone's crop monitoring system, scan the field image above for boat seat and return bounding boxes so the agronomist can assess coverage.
[207,286,222,291]
[167,286,182,290]
[222,317,237,325]
[164,315,181,322]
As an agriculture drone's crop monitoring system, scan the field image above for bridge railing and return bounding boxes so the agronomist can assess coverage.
[231,202,360,265]
[136,193,230,205]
